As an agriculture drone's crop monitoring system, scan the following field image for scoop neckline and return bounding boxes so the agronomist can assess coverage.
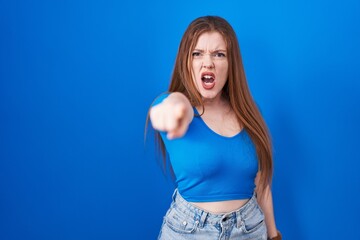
[194,107,244,139]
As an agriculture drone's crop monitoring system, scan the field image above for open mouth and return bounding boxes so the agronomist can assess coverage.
[201,72,215,90]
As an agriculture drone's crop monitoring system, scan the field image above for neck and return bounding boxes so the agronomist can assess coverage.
[197,92,232,117]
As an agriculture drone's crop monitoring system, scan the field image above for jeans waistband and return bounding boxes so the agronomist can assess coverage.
[171,189,258,228]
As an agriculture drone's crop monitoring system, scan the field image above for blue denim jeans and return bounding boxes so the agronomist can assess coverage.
[158,189,267,240]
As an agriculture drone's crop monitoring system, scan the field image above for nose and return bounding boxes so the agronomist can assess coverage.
[202,54,214,69]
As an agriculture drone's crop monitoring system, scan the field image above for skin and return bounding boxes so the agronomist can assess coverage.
[191,31,229,100]
[150,31,278,238]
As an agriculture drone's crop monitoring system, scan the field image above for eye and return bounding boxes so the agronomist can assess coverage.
[213,52,226,58]
[192,52,202,57]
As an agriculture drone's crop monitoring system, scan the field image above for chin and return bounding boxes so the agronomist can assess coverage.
[199,89,221,100]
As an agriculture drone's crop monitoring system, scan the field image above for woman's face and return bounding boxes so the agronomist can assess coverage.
[191,31,229,101]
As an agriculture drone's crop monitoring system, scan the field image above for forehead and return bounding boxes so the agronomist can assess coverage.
[194,31,226,49]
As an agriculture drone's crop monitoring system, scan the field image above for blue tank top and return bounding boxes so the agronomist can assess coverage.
[153,94,258,202]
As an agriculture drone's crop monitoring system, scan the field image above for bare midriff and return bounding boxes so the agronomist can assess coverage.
[190,199,250,214]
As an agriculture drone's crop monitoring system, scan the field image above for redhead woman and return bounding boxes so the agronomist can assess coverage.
[148,16,281,240]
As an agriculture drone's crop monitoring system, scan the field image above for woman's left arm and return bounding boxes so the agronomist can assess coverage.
[255,172,281,239]
[257,184,279,238]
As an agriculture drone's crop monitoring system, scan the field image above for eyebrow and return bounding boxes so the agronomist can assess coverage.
[193,49,227,53]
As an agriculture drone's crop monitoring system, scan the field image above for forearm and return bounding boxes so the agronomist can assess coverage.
[257,185,278,238]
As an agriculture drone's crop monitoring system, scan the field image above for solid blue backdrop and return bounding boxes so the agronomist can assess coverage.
[1,0,359,239]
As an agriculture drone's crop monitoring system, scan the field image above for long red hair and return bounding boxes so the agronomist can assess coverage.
[146,16,273,194]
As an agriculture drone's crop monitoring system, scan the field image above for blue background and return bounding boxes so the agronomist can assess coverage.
[1,0,359,239]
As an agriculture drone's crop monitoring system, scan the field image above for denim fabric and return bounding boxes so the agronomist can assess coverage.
[158,189,267,240]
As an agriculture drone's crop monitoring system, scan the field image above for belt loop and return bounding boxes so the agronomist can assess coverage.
[235,210,243,229]
[171,189,178,202]
[198,211,208,228]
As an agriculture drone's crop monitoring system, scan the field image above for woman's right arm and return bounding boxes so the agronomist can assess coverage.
[150,92,194,140]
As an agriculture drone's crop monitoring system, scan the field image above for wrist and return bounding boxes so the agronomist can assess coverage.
[267,230,282,240]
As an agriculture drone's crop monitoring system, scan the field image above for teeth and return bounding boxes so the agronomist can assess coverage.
[203,75,213,78]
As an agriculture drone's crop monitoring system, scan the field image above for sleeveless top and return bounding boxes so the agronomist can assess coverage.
[153,94,258,202]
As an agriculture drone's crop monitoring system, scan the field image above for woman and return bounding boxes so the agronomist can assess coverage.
[148,16,281,240]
